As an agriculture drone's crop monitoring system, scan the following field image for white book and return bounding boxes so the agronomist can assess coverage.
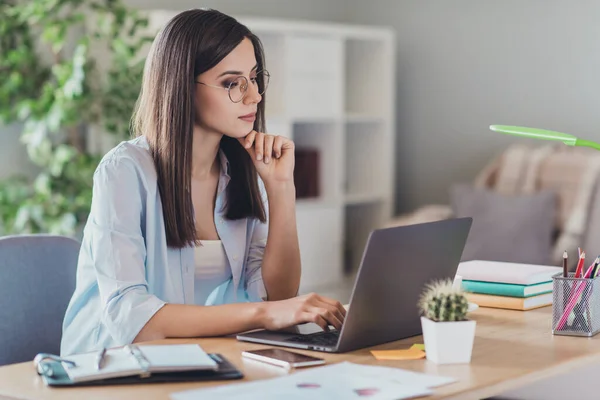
[63,344,218,383]
[457,260,562,285]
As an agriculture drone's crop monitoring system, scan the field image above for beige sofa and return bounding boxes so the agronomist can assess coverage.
[385,143,600,268]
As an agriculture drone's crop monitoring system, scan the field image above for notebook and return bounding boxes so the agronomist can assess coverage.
[465,292,553,311]
[462,280,553,298]
[38,353,242,387]
[457,260,562,285]
[62,344,218,383]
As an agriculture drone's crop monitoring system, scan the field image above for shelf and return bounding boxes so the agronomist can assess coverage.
[344,38,391,117]
[296,205,344,292]
[255,32,286,118]
[344,114,385,124]
[285,35,343,119]
[344,202,386,274]
[293,121,342,204]
[140,12,394,295]
[344,193,385,205]
[343,123,386,196]
[291,116,342,124]
[265,117,291,138]
[296,197,338,210]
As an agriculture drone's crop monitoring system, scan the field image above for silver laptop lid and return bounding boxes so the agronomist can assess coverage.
[336,217,472,352]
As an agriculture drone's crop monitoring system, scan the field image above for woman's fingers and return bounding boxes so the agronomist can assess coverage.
[302,312,330,332]
[302,294,345,330]
[273,135,284,158]
[254,131,265,161]
[315,300,345,327]
[264,134,275,164]
[240,131,291,166]
[243,130,257,149]
[315,294,347,318]
[313,306,343,330]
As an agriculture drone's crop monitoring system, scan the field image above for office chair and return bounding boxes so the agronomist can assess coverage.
[0,234,80,366]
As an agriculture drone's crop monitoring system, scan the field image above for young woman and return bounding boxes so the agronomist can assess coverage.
[60,8,346,356]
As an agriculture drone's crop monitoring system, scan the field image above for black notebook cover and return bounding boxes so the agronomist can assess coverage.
[41,353,243,387]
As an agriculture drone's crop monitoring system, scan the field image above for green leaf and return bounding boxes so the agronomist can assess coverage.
[33,173,51,196]
[0,0,146,235]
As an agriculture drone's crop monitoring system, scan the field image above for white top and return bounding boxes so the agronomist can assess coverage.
[194,240,232,305]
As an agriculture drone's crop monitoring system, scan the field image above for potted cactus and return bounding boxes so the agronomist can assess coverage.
[418,278,476,364]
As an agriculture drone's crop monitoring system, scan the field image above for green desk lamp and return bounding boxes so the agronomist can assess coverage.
[490,125,600,151]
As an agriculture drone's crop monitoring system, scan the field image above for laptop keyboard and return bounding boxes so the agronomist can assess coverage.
[286,330,340,346]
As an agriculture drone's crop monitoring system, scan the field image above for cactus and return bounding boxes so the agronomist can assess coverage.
[418,278,469,322]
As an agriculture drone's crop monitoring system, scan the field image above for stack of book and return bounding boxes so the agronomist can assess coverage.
[456,260,563,311]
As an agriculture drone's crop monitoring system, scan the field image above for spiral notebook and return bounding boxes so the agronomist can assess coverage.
[44,344,229,385]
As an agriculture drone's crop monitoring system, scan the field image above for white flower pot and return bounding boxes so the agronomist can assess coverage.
[421,316,476,364]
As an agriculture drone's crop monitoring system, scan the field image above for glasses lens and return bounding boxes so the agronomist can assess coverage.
[229,76,248,103]
[257,70,270,95]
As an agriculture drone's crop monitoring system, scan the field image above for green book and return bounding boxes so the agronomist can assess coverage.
[462,280,552,298]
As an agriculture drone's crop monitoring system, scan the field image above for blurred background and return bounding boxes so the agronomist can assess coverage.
[3,0,600,296]
[5,3,600,397]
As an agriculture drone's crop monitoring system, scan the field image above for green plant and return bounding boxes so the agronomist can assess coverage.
[0,0,152,235]
[418,278,469,322]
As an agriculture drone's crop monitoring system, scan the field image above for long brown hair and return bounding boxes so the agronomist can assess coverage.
[131,9,267,248]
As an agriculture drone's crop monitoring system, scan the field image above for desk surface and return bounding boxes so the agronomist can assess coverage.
[0,306,598,400]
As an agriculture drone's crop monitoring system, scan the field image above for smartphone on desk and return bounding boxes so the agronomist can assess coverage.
[242,348,325,369]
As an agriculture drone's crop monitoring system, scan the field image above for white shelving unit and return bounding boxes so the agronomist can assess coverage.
[142,12,396,293]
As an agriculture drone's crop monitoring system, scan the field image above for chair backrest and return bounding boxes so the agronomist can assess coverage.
[0,235,80,366]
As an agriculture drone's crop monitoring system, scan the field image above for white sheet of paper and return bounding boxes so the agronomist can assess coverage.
[170,362,450,400]
[138,344,217,371]
[327,362,457,388]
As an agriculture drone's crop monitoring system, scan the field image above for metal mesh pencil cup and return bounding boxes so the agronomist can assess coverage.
[552,272,600,337]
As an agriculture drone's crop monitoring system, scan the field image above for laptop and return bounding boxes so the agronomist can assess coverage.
[236,217,473,353]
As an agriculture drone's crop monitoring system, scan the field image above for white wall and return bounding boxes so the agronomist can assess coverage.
[122,0,355,22]
[5,0,600,215]
[346,0,600,213]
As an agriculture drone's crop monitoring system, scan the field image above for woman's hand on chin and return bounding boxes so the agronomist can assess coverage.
[238,130,295,186]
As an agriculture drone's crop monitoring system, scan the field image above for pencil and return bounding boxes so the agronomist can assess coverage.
[563,250,568,277]
[557,261,596,330]
[575,252,586,278]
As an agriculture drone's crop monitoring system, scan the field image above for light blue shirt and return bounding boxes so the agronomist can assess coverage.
[61,136,268,356]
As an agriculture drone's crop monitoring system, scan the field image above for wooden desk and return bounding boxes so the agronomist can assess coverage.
[0,306,598,400]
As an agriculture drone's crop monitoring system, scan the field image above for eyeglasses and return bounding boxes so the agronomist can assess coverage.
[196,70,270,103]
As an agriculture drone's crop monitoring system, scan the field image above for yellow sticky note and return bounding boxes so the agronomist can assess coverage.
[370,348,426,360]
[410,344,425,351]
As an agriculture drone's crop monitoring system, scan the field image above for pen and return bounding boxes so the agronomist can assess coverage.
[563,250,568,277]
[590,257,600,278]
[96,347,107,370]
[594,256,600,278]
[558,261,596,330]
[584,259,597,279]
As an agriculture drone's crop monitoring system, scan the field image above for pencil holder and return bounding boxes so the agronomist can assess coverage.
[552,272,600,337]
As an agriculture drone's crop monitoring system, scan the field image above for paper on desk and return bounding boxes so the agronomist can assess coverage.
[370,348,425,360]
[410,344,425,351]
[328,362,456,388]
[171,362,456,400]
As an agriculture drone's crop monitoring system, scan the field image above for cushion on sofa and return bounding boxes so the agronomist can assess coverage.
[450,184,557,265]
